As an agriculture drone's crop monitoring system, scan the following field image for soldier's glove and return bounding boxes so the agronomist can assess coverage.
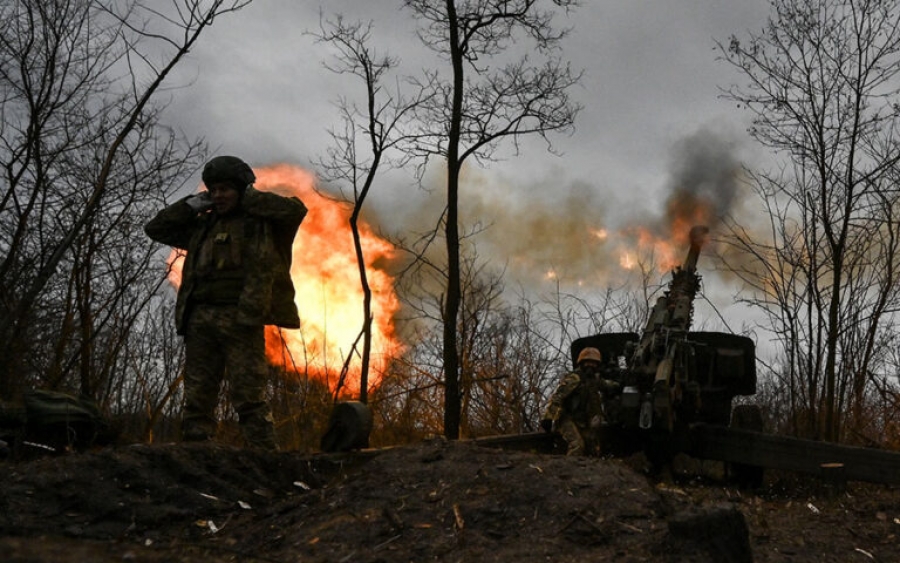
[602,380,622,396]
[185,192,213,212]
[540,418,554,433]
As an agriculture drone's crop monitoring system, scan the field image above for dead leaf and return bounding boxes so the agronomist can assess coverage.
[453,503,465,530]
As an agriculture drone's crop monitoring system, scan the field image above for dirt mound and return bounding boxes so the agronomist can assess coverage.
[0,439,898,562]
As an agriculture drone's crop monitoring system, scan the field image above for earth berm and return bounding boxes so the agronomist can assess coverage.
[1,439,898,562]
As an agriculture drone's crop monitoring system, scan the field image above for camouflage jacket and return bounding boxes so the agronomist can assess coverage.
[543,368,609,428]
[145,187,307,334]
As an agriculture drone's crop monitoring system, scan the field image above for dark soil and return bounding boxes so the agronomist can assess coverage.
[1,439,898,562]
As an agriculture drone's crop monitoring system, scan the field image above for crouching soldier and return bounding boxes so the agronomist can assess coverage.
[541,347,620,456]
[145,156,307,450]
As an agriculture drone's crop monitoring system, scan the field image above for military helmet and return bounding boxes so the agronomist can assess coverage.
[576,347,603,365]
[201,156,256,189]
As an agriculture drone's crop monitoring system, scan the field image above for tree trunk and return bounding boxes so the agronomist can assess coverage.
[442,0,463,439]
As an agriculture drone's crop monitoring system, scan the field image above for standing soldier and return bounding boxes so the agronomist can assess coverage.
[145,156,307,450]
[541,347,620,456]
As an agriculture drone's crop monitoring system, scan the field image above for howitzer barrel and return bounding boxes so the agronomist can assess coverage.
[682,226,710,273]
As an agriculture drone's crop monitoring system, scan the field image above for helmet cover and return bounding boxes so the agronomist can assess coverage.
[576,347,603,365]
[201,156,256,189]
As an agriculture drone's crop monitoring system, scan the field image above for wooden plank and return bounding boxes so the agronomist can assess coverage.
[689,423,900,485]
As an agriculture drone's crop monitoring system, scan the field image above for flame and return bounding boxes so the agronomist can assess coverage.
[166,164,402,397]
[617,191,715,272]
[619,250,637,271]
[590,228,608,240]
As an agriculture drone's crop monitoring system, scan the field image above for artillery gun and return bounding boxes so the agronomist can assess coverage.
[479,225,900,486]
[570,226,759,467]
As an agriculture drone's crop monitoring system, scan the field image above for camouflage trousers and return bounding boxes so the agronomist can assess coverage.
[182,305,277,450]
[557,417,601,457]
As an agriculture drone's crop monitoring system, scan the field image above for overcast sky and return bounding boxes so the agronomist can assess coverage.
[162,0,776,333]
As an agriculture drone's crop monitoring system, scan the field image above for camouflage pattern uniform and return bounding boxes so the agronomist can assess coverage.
[146,180,307,450]
[542,366,619,456]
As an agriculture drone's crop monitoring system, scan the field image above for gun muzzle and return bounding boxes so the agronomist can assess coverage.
[682,225,710,272]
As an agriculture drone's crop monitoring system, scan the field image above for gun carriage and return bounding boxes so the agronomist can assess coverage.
[571,226,757,466]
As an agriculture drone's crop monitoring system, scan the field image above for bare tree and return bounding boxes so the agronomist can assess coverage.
[402,0,582,439]
[717,0,900,441]
[311,15,428,404]
[112,296,184,443]
[0,0,254,400]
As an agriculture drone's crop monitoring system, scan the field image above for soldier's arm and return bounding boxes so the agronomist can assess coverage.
[543,372,582,421]
[144,197,200,250]
[553,372,582,402]
[242,187,308,229]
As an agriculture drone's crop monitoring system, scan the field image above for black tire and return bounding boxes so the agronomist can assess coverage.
[702,393,733,426]
[731,404,763,431]
[320,401,373,452]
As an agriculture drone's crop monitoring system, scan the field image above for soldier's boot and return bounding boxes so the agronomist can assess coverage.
[181,414,216,443]
[237,402,278,451]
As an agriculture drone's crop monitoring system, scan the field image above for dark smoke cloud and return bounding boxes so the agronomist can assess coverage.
[661,126,744,238]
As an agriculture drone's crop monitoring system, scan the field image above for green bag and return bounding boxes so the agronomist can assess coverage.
[23,389,111,451]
